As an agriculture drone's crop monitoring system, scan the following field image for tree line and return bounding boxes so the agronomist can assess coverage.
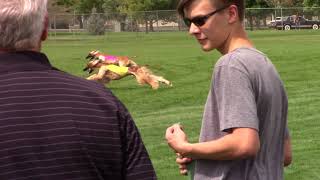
[53,0,319,15]
[51,0,320,33]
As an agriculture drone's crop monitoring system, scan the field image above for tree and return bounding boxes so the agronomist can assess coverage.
[246,0,273,30]
[304,0,320,6]
[54,0,77,7]
[303,0,320,20]
[102,0,128,31]
[52,0,179,32]
[86,8,106,35]
[118,0,178,33]
[55,0,105,13]
[267,0,304,7]
[54,0,106,29]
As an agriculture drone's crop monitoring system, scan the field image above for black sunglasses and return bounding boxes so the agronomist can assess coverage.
[183,4,230,27]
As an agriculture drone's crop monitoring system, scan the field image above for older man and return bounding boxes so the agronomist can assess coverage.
[0,0,156,179]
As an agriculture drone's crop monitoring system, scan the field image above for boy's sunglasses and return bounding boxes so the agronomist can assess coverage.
[183,4,230,27]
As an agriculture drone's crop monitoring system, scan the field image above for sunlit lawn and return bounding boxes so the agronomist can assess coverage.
[44,30,320,180]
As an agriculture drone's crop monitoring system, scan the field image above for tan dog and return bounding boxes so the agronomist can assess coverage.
[86,50,137,67]
[83,59,172,90]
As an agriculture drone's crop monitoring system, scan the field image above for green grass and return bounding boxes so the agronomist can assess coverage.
[44,30,320,180]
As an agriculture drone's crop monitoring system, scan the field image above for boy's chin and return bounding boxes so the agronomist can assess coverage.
[200,45,214,52]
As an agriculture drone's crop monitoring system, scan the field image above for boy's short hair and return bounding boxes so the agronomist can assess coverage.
[177,0,245,22]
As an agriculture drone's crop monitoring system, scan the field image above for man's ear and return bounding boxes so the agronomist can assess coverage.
[41,13,49,41]
[227,5,238,24]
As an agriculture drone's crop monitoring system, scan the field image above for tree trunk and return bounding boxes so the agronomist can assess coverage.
[255,18,260,30]
[77,16,83,29]
[145,19,149,34]
[149,20,154,32]
[249,15,254,31]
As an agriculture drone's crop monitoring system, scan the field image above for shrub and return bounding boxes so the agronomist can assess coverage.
[86,8,106,35]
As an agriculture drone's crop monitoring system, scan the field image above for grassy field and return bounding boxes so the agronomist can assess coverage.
[44,30,320,180]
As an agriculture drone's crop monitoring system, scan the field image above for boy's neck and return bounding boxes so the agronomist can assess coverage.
[218,23,254,55]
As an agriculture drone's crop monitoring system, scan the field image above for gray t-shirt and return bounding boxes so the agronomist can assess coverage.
[194,47,288,180]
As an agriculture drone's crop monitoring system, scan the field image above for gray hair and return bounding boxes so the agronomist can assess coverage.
[0,0,48,50]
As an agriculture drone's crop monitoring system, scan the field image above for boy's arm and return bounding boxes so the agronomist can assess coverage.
[284,137,292,167]
[166,124,260,160]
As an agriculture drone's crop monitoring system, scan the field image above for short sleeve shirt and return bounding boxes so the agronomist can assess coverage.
[194,48,288,180]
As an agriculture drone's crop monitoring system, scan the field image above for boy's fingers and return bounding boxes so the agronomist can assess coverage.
[180,169,188,176]
[179,164,187,169]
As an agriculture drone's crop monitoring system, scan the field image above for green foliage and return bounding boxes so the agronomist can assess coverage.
[103,0,123,15]
[77,0,105,13]
[55,0,77,7]
[245,0,273,30]
[304,0,320,7]
[53,0,318,14]
[53,0,178,31]
[54,0,105,13]
[267,0,304,7]
[53,0,178,14]
[86,8,106,35]
[44,30,320,180]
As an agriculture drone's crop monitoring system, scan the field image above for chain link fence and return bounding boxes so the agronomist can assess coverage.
[48,7,320,36]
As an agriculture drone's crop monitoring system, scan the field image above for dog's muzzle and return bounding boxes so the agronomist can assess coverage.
[83,67,94,74]
[85,54,94,60]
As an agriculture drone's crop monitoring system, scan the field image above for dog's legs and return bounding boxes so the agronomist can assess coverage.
[150,75,172,86]
[130,72,144,85]
[129,60,138,67]
[147,78,160,89]
[87,73,111,84]
[86,66,109,82]
[87,74,95,80]
[87,74,99,81]
[101,77,111,84]
[95,66,109,80]
[131,72,159,89]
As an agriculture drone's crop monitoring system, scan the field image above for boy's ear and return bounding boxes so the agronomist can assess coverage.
[228,5,238,23]
[41,14,49,41]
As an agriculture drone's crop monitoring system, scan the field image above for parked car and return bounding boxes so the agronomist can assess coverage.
[269,15,320,30]
[268,16,287,28]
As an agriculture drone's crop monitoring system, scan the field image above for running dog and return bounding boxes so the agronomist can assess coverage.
[83,59,172,90]
[86,50,137,67]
